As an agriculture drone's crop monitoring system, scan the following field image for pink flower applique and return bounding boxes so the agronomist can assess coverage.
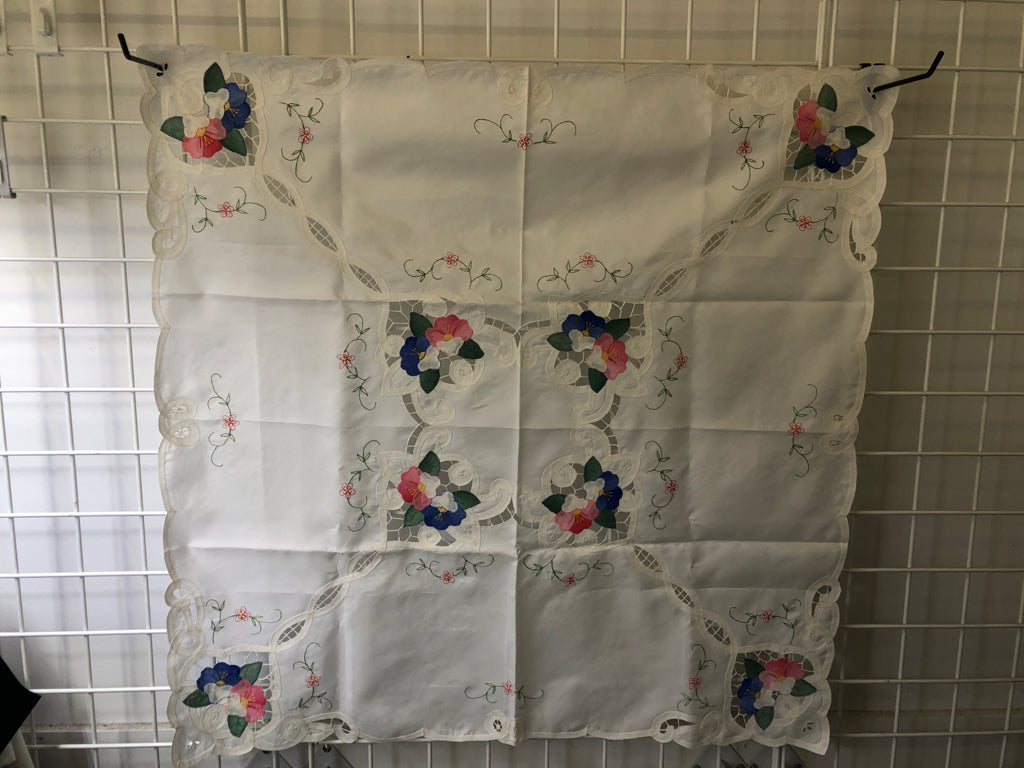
[339,483,355,498]
[337,351,355,368]
[665,480,678,495]
[233,606,250,622]
[222,414,239,431]
[788,422,804,437]
[554,495,599,534]
[795,99,833,149]
[759,657,805,695]
[579,252,596,268]
[305,673,321,689]
[688,675,702,690]
[674,353,688,369]
[182,116,227,159]
[759,609,774,623]
[444,251,459,267]
[298,127,313,144]
[397,466,441,511]
[517,133,532,149]
[502,680,515,695]
[218,202,234,218]
[227,679,267,723]
[736,140,752,156]
[564,574,577,587]
[424,314,474,355]
[586,333,629,381]
[441,570,455,584]
[796,215,812,231]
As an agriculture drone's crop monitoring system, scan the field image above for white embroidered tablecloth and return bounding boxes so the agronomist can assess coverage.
[139,47,896,763]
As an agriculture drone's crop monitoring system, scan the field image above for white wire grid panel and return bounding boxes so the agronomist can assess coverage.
[0,0,1022,766]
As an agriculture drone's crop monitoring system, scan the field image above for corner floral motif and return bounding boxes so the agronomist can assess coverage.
[645,440,678,531]
[338,312,376,411]
[340,439,380,532]
[788,384,818,477]
[405,554,496,584]
[729,599,801,645]
[764,198,838,243]
[728,110,774,191]
[678,644,716,710]
[793,84,875,174]
[183,661,266,738]
[398,450,480,531]
[541,455,622,533]
[207,373,238,467]
[293,642,333,710]
[160,64,250,159]
[735,655,816,730]
[280,98,324,182]
[400,312,484,394]
[191,186,266,233]
[206,599,282,644]
[536,252,634,293]
[474,113,576,147]
[520,554,613,586]
[546,310,630,394]
[403,251,504,292]
[646,315,688,410]
[465,680,544,708]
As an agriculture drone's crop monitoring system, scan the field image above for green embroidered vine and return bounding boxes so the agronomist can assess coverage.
[405,554,496,584]
[465,680,544,707]
[536,251,634,293]
[677,643,716,710]
[520,554,613,587]
[337,312,375,411]
[788,384,818,478]
[402,251,503,291]
[730,599,802,645]
[764,197,839,243]
[294,642,333,709]
[728,109,774,191]
[207,373,237,467]
[191,186,266,233]
[340,439,380,532]
[645,440,678,531]
[280,98,323,182]
[646,315,688,411]
[206,599,282,645]
[473,113,576,148]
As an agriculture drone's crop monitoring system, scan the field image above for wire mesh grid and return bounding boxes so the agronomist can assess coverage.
[0,0,1022,766]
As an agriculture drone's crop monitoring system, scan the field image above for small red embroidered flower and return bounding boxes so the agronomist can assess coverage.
[339,483,355,498]
[234,606,250,622]
[298,127,313,144]
[305,673,321,689]
[222,413,239,431]
[665,480,678,495]
[444,251,459,267]
[788,422,804,437]
[218,202,234,218]
[796,215,812,231]
[674,354,688,369]
[441,570,455,584]
[579,252,597,268]
[759,609,774,623]
[564,574,577,587]
[736,140,752,156]
[337,351,355,368]
[688,675,702,690]
[502,680,515,695]
[517,133,533,149]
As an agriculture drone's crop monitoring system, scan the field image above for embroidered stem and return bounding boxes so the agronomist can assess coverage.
[464,681,544,708]
[535,118,576,144]
[729,599,802,645]
[728,110,774,191]
[520,554,613,586]
[191,186,267,233]
[405,554,496,584]
[207,373,238,467]
[646,315,688,411]
[788,384,818,478]
[536,252,633,293]
[205,599,282,644]
[338,312,375,411]
[644,440,678,530]
[280,98,324,183]
[402,252,504,291]
[341,439,380,531]
[293,642,334,709]
[677,643,717,710]
[764,197,839,243]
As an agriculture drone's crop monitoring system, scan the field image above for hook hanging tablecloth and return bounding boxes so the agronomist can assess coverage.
[139,47,897,764]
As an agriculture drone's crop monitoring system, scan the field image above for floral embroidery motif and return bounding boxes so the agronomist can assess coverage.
[678,644,716,710]
[403,251,504,291]
[736,656,816,730]
[207,373,238,467]
[340,439,379,532]
[400,312,484,394]
[730,599,801,644]
[520,554,613,586]
[160,64,250,159]
[405,554,496,583]
[645,440,678,531]
[474,113,576,147]
[541,456,622,533]
[547,310,630,393]
[338,312,375,411]
[399,451,480,530]
[728,110,774,191]
[293,642,333,709]
[765,198,838,243]
[465,681,544,708]
[788,385,818,477]
[280,98,324,182]
[191,186,266,233]
[206,599,282,644]
[793,85,875,173]
[183,661,266,737]
[536,252,634,293]
[646,315,687,410]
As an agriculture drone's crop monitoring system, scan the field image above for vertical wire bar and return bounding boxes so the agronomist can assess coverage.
[170,0,180,45]
[349,0,356,56]
[827,0,838,67]
[484,0,491,58]
[279,0,288,55]
[543,739,550,767]
[814,0,827,69]
[306,742,313,768]
[619,0,627,61]
[552,0,559,59]
[417,0,424,59]
[484,741,490,768]
[367,743,373,768]
[750,0,759,61]
[237,0,248,52]
[658,741,664,768]
[889,5,965,768]
[426,741,432,768]
[601,738,608,768]
[1000,585,1024,766]
[684,0,692,60]
[32,53,101,768]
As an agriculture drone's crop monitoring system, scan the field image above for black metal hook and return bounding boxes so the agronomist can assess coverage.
[117,33,166,76]
[868,50,944,97]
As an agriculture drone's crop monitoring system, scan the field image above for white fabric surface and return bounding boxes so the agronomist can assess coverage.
[139,47,896,764]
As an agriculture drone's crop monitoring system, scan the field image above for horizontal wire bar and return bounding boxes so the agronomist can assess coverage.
[0,570,167,578]
[845,566,1024,573]
[0,450,158,457]
[0,629,165,638]
[881,201,1024,208]
[3,117,144,126]
[0,387,153,394]
[836,677,1024,685]
[0,257,155,263]
[834,729,1024,739]
[874,266,1024,272]
[857,450,1024,456]
[851,509,1024,515]
[12,188,147,196]
[34,686,169,695]
[0,511,164,519]
[0,323,158,329]
[50,743,172,750]
[842,622,1024,629]
[864,391,1024,396]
